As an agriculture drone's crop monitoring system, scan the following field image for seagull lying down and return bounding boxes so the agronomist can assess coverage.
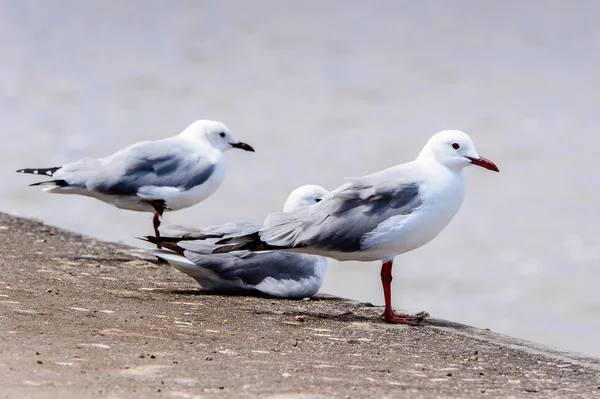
[17,120,254,245]
[144,185,329,299]
[215,130,499,325]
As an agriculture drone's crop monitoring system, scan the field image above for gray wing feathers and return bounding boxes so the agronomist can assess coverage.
[59,139,215,195]
[179,243,319,286]
[261,174,423,252]
[196,222,263,239]
[161,222,262,240]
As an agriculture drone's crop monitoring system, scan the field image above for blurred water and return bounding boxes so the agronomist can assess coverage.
[1,0,599,356]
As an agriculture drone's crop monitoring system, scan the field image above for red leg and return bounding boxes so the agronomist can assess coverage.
[149,200,166,250]
[380,260,424,325]
[152,212,162,249]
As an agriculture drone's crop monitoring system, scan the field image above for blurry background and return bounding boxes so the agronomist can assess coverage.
[1,0,599,356]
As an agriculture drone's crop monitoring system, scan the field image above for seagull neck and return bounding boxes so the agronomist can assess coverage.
[180,132,217,151]
[414,152,441,170]
[414,154,464,182]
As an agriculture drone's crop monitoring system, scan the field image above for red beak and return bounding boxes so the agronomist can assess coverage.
[466,156,499,172]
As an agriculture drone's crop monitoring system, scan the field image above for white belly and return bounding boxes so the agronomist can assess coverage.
[163,160,227,211]
[46,186,156,212]
[365,201,463,259]
[361,174,466,260]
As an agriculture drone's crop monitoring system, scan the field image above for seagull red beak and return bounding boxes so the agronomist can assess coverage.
[466,156,499,172]
[230,142,255,152]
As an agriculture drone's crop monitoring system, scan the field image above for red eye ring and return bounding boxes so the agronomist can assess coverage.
[451,142,460,150]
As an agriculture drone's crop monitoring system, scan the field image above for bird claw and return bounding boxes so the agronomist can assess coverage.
[383,311,426,326]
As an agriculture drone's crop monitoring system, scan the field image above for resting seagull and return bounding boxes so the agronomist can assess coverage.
[16,120,254,245]
[215,130,498,325]
[143,185,329,298]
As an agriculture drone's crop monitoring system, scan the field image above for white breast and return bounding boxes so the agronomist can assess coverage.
[164,156,227,211]
[358,168,466,261]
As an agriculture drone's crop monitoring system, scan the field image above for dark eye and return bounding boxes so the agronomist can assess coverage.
[315,198,322,203]
[219,132,226,138]
[451,142,460,150]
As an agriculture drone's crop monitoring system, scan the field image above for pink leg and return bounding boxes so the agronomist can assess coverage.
[380,260,424,325]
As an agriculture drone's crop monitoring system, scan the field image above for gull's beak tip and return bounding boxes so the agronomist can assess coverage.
[467,156,499,173]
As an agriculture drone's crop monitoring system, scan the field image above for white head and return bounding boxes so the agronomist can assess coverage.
[417,130,499,172]
[283,185,329,212]
[180,120,255,153]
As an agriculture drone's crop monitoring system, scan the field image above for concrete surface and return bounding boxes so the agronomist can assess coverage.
[0,212,598,398]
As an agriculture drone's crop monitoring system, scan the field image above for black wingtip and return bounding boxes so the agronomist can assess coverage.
[147,236,187,244]
[212,244,245,254]
[28,179,69,187]
[213,233,283,254]
[140,235,177,244]
[214,236,256,247]
[211,241,280,254]
[215,237,232,245]
[139,235,187,253]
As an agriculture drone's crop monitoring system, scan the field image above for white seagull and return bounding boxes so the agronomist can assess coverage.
[16,120,255,244]
[144,185,329,299]
[215,130,499,325]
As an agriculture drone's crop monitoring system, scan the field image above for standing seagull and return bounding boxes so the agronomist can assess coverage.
[17,120,254,244]
[143,185,329,298]
[215,130,498,325]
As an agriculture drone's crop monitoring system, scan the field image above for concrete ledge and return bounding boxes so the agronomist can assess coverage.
[0,212,598,398]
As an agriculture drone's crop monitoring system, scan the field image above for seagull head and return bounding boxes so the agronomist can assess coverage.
[418,130,499,172]
[283,185,329,212]
[181,120,255,152]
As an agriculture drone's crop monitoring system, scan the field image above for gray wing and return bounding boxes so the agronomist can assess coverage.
[179,240,320,286]
[260,167,423,252]
[160,221,262,240]
[86,139,215,195]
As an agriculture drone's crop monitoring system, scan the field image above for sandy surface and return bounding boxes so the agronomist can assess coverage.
[0,212,599,399]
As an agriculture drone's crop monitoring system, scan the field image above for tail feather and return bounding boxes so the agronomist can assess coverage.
[17,167,68,188]
[16,167,61,176]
